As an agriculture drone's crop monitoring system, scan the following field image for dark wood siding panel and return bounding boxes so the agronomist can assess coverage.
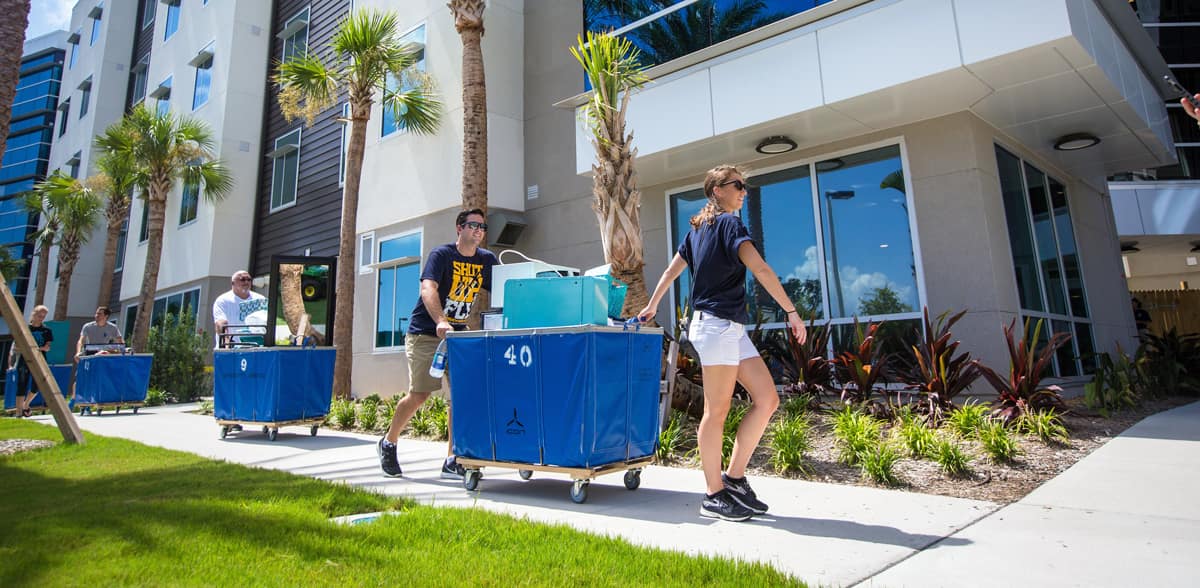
[251,0,350,276]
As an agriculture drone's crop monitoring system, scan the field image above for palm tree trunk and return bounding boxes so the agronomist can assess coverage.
[280,264,324,344]
[330,99,371,399]
[452,0,488,213]
[0,0,31,161]
[32,239,50,308]
[96,207,127,308]
[131,179,170,351]
[590,95,648,319]
[53,237,80,320]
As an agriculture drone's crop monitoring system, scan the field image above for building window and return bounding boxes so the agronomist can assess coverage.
[138,200,149,242]
[269,128,301,211]
[381,25,426,137]
[57,99,69,137]
[90,5,102,45]
[79,78,92,118]
[375,232,421,349]
[154,76,172,117]
[359,231,374,273]
[164,1,180,41]
[142,0,155,29]
[131,56,149,104]
[668,143,923,357]
[68,152,81,179]
[996,145,1094,376]
[191,47,213,110]
[68,34,79,69]
[179,182,199,225]
[123,287,201,339]
[280,7,310,63]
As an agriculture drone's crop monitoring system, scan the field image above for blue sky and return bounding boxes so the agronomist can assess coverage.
[24,0,73,41]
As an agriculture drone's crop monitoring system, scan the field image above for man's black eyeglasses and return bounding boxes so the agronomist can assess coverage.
[719,179,749,191]
[462,221,488,231]
[235,277,251,282]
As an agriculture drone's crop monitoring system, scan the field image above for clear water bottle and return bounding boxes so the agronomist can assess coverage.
[429,339,448,378]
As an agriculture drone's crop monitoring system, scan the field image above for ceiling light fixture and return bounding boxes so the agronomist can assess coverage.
[755,135,797,155]
[1053,132,1101,151]
[815,158,845,172]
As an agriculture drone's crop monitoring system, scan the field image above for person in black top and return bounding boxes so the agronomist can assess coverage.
[377,208,498,480]
[8,305,53,417]
[639,164,806,522]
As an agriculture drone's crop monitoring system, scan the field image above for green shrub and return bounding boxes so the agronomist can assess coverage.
[1016,409,1069,444]
[977,420,1021,463]
[768,412,812,475]
[198,399,213,415]
[779,393,815,420]
[657,410,687,463]
[144,388,167,407]
[947,400,990,438]
[832,405,882,466]
[357,402,380,432]
[331,398,357,430]
[410,396,448,440]
[380,396,397,427]
[147,313,210,402]
[896,417,937,459]
[932,435,972,476]
[721,402,750,465]
[1084,351,1142,417]
[859,441,902,486]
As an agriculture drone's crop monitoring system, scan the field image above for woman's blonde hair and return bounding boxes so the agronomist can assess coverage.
[690,164,747,228]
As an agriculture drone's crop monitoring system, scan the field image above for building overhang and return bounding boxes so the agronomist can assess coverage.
[570,0,1176,187]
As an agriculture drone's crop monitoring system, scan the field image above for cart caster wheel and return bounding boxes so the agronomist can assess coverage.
[518,469,533,480]
[310,425,319,437]
[570,480,589,504]
[623,469,642,491]
[220,426,229,439]
[95,408,102,415]
[464,470,482,491]
[115,407,120,414]
[268,428,279,442]
[132,407,139,414]
[262,426,270,435]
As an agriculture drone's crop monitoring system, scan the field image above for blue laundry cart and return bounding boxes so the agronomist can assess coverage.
[75,353,153,415]
[447,322,663,503]
[4,365,73,414]
[212,346,335,441]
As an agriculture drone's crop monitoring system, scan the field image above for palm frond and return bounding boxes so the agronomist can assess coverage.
[276,52,342,125]
[381,70,444,136]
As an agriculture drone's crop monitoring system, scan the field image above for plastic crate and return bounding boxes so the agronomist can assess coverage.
[212,347,334,422]
[502,276,611,328]
[447,324,662,468]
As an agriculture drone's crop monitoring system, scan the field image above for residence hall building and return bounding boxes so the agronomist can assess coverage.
[1108,0,1200,293]
[1,32,67,314]
[329,0,1173,398]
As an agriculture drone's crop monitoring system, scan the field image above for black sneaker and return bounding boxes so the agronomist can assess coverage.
[722,473,768,514]
[700,489,754,522]
[440,457,465,480]
[377,437,402,478]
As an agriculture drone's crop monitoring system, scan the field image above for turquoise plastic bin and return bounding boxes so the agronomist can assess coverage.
[503,276,610,328]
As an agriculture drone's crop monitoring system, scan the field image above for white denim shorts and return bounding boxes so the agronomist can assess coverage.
[688,311,759,366]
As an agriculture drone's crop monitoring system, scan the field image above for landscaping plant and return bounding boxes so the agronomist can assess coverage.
[833,318,894,413]
[932,435,972,476]
[146,312,210,402]
[903,308,986,424]
[1084,350,1142,417]
[1139,329,1200,397]
[779,393,816,420]
[947,400,990,438]
[979,318,1070,423]
[832,405,882,466]
[1016,409,1069,444]
[895,413,937,459]
[657,410,687,463]
[357,400,380,432]
[859,441,902,486]
[144,388,167,407]
[410,396,449,440]
[977,419,1022,463]
[768,412,812,475]
[722,402,751,465]
[331,398,357,430]
[762,317,835,400]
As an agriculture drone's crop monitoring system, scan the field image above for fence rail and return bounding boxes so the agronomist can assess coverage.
[1132,289,1200,335]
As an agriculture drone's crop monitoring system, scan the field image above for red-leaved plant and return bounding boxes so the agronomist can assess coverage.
[903,308,987,424]
[980,318,1070,423]
[833,318,893,413]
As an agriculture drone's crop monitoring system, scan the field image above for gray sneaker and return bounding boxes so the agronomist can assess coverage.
[440,457,465,480]
[377,437,402,478]
[722,473,768,514]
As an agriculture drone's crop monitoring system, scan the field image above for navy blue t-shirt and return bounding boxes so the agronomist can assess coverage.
[408,243,499,335]
[678,212,754,324]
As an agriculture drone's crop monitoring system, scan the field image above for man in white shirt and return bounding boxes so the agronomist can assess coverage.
[212,270,268,349]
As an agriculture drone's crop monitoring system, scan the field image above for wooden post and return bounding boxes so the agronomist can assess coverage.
[0,279,84,444]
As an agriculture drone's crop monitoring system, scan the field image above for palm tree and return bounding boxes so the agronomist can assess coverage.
[94,104,234,351]
[23,188,61,309]
[31,172,104,319]
[276,9,443,399]
[0,0,31,162]
[0,247,23,282]
[449,0,488,213]
[570,31,651,318]
[92,122,140,308]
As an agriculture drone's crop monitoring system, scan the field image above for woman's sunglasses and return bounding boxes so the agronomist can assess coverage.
[719,179,750,191]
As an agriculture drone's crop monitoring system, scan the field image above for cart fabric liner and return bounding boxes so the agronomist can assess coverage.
[448,324,662,468]
[75,354,153,406]
[4,365,73,410]
[213,347,334,422]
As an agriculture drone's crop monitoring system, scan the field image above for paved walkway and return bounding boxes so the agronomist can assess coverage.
[26,400,1199,587]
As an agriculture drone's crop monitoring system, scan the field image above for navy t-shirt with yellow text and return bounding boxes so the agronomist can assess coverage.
[408,244,498,335]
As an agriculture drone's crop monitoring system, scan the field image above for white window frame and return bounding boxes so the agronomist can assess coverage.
[279,6,310,63]
[131,56,150,104]
[373,228,423,352]
[359,231,375,274]
[142,0,155,30]
[190,43,214,111]
[163,0,180,41]
[269,128,302,212]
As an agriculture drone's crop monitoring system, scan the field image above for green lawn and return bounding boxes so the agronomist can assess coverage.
[0,420,802,587]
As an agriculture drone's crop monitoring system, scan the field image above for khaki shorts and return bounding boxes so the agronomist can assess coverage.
[406,333,448,398]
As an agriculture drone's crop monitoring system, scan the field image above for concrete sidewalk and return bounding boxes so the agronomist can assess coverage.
[26,400,1199,587]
